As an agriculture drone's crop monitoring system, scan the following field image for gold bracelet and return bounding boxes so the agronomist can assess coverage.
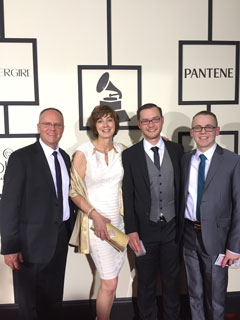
[87,207,95,218]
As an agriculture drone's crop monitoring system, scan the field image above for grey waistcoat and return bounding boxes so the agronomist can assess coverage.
[145,147,175,223]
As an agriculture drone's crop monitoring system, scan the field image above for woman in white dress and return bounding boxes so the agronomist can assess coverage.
[70,105,126,320]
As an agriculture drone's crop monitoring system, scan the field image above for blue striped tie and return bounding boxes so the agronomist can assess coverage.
[196,154,207,221]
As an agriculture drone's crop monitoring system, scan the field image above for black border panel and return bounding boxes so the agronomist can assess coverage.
[78,65,142,130]
[178,40,240,106]
[0,38,39,105]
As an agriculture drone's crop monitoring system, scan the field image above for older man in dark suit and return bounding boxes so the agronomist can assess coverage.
[122,103,183,320]
[181,110,240,320]
[0,108,73,320]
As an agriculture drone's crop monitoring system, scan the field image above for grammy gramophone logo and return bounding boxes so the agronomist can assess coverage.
[96,72,130,122]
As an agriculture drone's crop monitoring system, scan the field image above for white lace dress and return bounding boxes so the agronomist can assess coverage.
[76,141,126,280]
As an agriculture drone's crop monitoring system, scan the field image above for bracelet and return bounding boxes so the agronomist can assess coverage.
[87,207,95,218]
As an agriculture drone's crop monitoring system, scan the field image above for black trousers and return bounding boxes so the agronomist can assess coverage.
[13,222,68,320]
[135,219,181,320]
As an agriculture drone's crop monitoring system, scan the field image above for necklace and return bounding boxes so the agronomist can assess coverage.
[92,142,118,165]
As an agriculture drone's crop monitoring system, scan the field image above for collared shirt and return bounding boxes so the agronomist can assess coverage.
[39,139,70,221]
[185,143,216,221]
[143,137,165,166]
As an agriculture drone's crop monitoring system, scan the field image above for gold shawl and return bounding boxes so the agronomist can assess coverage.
[69,166,90,254]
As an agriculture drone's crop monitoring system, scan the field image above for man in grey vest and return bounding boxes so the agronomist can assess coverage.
[122,103,183,320]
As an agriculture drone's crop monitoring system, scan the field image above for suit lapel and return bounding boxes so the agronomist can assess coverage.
[184,151,194,199]
[136,140,150,188]
[164,141,179,178]
[59,148,70,175]
[33,141,57,196]
[204,145,223,191]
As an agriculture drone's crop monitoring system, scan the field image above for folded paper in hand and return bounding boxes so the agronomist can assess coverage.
[91,223,129,252]
[215,254,240,268]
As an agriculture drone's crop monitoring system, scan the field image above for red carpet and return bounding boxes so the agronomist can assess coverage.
[180,315,240,320]
[180,316,240,320]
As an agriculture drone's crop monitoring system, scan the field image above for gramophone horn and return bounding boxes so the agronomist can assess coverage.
[96,72,122,99]
[96,72,110,93]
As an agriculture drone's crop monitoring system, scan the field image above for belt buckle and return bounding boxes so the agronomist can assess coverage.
[158,215,166,222]
[194,222,201,230]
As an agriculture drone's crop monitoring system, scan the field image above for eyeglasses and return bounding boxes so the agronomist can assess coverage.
[40,122,64,129]
[192,125,216,132]
[140,117,161,125]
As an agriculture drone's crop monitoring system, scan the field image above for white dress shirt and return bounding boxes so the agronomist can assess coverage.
[39,139,70,221]
[143,136,165,166]
[184,143,216,222]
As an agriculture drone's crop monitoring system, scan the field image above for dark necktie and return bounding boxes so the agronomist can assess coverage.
[151,146,160,170]
[53,151,63,218]
[196,154,207,221]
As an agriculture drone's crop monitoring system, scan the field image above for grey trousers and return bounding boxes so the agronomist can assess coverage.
[183,223,228,320]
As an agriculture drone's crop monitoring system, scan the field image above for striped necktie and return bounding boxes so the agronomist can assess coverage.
[196,154,207,221]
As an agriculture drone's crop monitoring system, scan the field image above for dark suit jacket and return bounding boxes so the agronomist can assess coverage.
[0,141,74,264]
[181,145,240,255]
[122,139,183,243]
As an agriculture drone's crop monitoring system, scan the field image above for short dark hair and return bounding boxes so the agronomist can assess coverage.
[192,110,218,127]
[89,105,120,138]
[137,103,163,120]
[39,108,63,122]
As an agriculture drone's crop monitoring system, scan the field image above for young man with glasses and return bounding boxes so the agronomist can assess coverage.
[122,103,183,320]
[181,110,240,320]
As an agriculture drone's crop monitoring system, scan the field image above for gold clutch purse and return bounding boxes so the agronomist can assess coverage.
[91,223,129,252]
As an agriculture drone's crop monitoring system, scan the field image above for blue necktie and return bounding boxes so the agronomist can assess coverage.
[151,147,160,170]
[196,154,207,221]
[53,151,63,218]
